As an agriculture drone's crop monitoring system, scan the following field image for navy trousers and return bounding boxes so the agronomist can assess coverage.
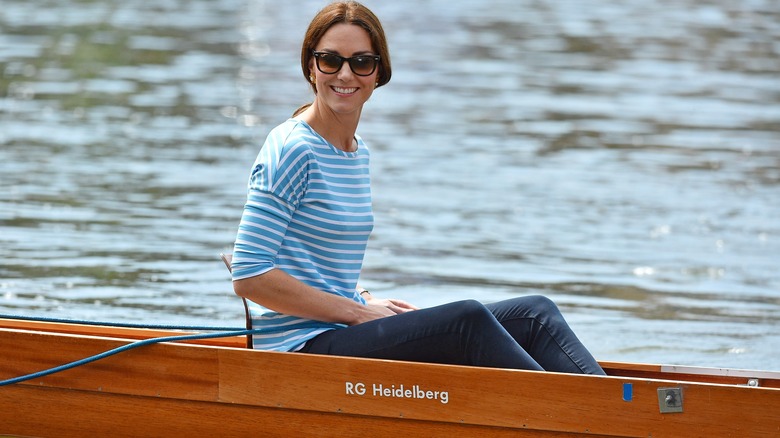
[300,295,605,375]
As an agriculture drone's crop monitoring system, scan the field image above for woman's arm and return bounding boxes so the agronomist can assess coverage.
[234,269,406,325]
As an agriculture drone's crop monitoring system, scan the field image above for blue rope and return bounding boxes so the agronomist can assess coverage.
[0,313,244,332]
[0,329,261,387]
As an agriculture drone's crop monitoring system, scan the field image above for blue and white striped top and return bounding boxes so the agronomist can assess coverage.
[231,118,373,351]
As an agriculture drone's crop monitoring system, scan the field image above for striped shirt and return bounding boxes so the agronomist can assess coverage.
[231,118,373,351]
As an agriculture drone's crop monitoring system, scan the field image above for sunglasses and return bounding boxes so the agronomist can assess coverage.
[312,51,380,76]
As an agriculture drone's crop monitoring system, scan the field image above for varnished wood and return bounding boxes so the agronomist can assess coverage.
[0,385,598,438]
[1,319,778,437]
[0,317,246,348]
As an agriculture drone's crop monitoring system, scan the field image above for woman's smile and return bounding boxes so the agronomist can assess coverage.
[332,86,358,95]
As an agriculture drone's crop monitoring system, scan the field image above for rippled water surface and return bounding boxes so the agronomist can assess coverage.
[1,0,779,371]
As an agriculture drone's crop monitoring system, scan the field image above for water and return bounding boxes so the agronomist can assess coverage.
[1,0,778,371]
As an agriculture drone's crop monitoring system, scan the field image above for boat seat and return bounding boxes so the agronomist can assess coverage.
[220,253,253,349]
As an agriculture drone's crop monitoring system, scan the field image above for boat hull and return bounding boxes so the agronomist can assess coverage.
[1,319,778,437]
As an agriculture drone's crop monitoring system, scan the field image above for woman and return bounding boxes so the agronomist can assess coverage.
[231,1,605,375]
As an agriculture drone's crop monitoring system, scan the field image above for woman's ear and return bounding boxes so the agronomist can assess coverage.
[308,59,317,91]
[308,58,316,77]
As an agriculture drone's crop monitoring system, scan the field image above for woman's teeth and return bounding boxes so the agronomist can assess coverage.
[333,87,357,94]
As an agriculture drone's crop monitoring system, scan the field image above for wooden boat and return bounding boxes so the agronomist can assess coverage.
[1,317,778,437]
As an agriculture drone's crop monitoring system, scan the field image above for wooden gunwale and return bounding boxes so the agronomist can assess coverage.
[1,318,778,437]
[0,317,246,348]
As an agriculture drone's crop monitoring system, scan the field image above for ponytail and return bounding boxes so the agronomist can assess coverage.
[292,103,312,117]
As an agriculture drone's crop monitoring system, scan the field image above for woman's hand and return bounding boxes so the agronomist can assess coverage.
[366,297,419,314]
[351,296,419,325]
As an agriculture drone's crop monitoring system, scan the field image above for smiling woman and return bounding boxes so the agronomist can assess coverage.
[228,1,605,376]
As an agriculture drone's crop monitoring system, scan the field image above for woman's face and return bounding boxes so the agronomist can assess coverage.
[310,23,378,117]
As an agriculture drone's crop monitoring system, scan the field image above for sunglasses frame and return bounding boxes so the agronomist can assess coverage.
[312,51,381,77]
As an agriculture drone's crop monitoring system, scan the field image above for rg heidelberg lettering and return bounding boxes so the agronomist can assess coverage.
[345,381,449,405]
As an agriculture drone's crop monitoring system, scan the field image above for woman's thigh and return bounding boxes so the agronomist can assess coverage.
[300,299,544,370]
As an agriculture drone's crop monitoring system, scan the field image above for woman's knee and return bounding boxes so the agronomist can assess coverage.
[450,300,490,316]
[522,295,561,314]
[488,295,564,322]
[446,299,498,325]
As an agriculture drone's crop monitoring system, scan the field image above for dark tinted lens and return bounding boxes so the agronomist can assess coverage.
[318,53,343,73]
[349,56,376,75]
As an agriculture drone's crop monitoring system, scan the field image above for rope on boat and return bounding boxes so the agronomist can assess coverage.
[0,328,262,387]
[0,313,245,332]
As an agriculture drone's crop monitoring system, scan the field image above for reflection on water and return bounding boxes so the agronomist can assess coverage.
[1,0,778,370]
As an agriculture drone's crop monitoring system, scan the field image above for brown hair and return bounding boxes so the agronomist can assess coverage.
[292,1,392,117]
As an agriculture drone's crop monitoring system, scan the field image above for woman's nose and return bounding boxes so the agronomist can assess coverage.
[336,62,354,80]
